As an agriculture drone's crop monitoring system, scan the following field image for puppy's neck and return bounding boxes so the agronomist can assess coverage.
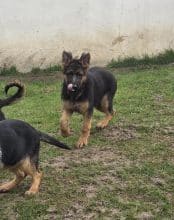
[62,81,88,102]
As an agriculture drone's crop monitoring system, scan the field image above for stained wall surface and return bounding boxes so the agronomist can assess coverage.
[0,0,174,71]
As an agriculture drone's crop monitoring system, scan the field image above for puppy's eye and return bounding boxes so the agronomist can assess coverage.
[76,73,82,77]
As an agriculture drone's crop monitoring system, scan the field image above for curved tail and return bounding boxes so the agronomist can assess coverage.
[0,80,25,108]
[38,131,71,150]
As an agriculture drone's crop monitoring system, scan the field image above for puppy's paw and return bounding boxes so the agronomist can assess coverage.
[60,129,71,137]
[0,183,12,193]
[25,190,38,196]
[0,187,9,193]
[96,121,108,129]
[76,137,88,148]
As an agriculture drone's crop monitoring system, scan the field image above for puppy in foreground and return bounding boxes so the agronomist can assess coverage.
[60,51,117,148]
[0,119,70,195]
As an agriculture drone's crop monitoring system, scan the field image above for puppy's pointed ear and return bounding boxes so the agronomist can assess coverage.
[79,53,90,68]
[62,51,72,67]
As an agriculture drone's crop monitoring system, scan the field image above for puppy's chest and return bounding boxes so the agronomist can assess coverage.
[64,101,89,114]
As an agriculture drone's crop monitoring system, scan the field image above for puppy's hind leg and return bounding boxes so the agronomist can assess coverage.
[23,158,42,196]
[97,94,114,129]
[25,171,42,196]
[0,167,26,193]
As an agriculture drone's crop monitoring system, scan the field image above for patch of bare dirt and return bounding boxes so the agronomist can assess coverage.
[95,172,127,191]
[153,94,164,102]
[43,205,58,220]
[101,125,138,141]
[63,201,120,220]
[63,202,97,220]
[160,126,174,135]
[44,146,131,170]
[80,185,97,199]
[152,126,174,148]
[135,212,154,220]
[151,177,166,186]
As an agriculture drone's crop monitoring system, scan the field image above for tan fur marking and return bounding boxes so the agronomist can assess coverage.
[0,158,30,192]
[81,75,87,85]
[60,109,72,137]
[97,113,113,129]
[0,175,24,192]
[25,171,42,195]
[76,115,92,148]
[0,157,42,194]
[18,157,42,195]
[60,101,89,137]
[97,95,113,128]
[63,100,89,115]
[100,95,109,112]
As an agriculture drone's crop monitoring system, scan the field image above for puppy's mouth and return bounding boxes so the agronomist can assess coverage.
[67,83,78,92]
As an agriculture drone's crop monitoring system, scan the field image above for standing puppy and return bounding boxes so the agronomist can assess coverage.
[60,51,117,148]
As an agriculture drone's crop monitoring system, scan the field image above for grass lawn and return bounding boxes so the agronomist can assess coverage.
[0,65,173,219]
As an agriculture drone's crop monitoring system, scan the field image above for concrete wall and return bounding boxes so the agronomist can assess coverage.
[0,0,174,72]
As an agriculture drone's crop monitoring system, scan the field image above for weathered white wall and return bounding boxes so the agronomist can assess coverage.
[0,0,174,72]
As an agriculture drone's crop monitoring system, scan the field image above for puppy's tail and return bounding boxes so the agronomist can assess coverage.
[38,131,71,150]
[0,80,25,108]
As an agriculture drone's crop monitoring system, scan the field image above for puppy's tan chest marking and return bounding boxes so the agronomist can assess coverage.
[64,101,89,114]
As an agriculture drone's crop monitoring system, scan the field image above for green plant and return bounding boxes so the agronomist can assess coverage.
[108,49,174,68]
[0,65,19,75]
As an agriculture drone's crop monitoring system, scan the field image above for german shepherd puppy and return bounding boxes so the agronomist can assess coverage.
[0,119,70,195]
[60,51,117,148]
[0,80,25,120]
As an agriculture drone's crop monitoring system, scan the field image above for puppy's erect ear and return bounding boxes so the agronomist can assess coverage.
[79,53,90,68]
[62,51,72,67]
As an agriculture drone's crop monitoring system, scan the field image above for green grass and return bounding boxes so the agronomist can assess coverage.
[0,65,62,76]
[108,49,174,68]
[31,65,62,75]
[0,65,19,75]
[0,66,174,219]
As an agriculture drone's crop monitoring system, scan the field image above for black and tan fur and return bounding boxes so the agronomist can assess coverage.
[0,119,70,195]
[60,51,117,148]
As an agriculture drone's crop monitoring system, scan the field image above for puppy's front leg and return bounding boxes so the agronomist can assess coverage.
[60,109,72,137]
[76,113,92,148]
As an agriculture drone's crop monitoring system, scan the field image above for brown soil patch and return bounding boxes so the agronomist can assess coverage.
[100,125,138,141]
[63,202,97,220]
[135,212,154,220]
[63,202,120,220]
[152,126,174,148]
[45,146,131,170]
